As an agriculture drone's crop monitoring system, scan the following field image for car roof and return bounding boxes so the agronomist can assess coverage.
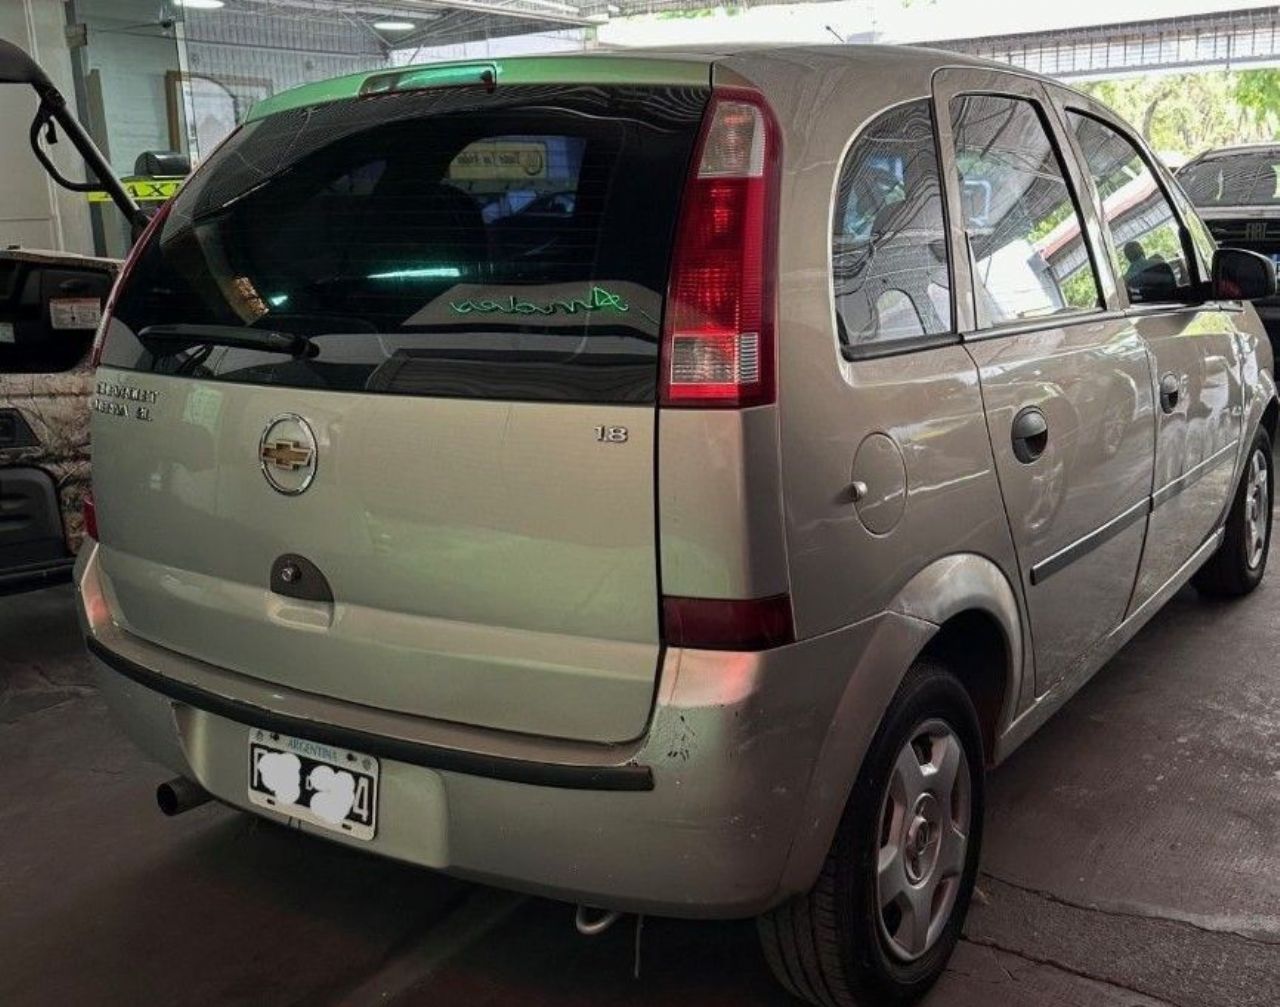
[246,44,1023,123]
[1190,142,1280,161]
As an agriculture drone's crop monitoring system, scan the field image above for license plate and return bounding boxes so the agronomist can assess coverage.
[248,729,379,840]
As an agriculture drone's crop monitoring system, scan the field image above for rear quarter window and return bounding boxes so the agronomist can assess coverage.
[832,99,953,355]
[101,84,708,404]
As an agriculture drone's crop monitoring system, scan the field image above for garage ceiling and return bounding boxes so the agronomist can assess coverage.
[179,0,798,48]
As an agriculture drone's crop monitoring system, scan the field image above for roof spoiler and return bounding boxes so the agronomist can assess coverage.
[0,37,148,234]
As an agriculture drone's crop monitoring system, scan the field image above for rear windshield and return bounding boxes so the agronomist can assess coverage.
[1179,150,1280,207]
[101,84,708,403]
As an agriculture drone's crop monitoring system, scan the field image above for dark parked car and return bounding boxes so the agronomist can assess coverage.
[1179,143,1280,342]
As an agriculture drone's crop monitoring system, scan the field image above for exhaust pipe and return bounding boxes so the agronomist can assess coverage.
[574,905,623,936]
[156,776,211,817]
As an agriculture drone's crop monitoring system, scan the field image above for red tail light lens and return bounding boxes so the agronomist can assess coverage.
[660,89,781,408]
[82,492,98,542]
[90,199,173,369]
[662,594,794,651]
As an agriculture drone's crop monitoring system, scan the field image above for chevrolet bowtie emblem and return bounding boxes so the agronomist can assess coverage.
[260,439,314,471]
[259,414,319,496]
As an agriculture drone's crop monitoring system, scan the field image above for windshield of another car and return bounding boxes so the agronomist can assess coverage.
[1179,150,1280,207]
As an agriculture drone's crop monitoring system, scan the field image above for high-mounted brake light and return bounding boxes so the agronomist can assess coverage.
[360,62,498,96]
[660,88,781,408]
[89,199,173,369]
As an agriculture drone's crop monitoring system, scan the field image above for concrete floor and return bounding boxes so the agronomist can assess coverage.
[3,565,1278,1007]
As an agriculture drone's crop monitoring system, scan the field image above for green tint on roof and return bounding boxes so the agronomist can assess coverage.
[245,55,712,122]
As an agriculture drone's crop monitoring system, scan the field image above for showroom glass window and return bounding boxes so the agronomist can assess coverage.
[831,99,952,353]
[950,95,1103,326]
[1069,112,1194,304]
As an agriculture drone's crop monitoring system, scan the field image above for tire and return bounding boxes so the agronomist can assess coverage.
[757,659,985,1007]
[1193,426,1272,598]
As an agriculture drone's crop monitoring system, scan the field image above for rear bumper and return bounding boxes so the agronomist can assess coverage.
[76,542,933,918]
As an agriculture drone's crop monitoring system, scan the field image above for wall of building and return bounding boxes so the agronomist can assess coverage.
[180,7,389,160]
[0,0,93,255]
[74,0,183,179]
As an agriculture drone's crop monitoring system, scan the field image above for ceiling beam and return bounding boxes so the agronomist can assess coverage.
[225,0,603,28]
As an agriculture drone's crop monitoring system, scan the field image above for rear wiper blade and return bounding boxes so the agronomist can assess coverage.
[138,323,316,357]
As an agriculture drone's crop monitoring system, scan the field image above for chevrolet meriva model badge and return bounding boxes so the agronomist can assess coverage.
[259,414,318,496]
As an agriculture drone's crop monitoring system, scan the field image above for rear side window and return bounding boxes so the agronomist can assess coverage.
[1069,112,1194,305]
[101,85,708,403]
[951,95,1102,327]
[832,100,952,354]
[0,258,113,374]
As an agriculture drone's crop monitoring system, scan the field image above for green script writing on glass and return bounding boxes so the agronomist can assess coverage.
[449,286,629,317]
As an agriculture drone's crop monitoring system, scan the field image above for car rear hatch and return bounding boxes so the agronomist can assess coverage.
[90,59,713,744]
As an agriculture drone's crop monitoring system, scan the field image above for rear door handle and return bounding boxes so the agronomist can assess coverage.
[1159,373,1181,414]
[1011,406,1048,463]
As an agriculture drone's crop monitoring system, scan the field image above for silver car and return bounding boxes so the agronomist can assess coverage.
[75,46,1277,1005]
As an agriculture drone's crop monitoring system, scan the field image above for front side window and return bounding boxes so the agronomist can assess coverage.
[951,95,1102,327]
[1069,112,1194,305]
[832,100,951,353]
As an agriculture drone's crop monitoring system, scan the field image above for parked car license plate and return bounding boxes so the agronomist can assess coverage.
[247,729,378,840]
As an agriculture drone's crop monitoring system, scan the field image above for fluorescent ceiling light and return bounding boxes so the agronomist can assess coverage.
[176,0,226,9]
[523,0,581,11]
[373,20,415,30]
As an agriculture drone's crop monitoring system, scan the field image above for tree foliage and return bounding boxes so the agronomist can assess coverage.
[1079,69,1280,159]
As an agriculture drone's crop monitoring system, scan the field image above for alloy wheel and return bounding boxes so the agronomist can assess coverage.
[1245,446,1270,571]
[874,719,971,962]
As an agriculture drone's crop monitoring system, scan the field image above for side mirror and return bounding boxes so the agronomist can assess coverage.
[1212,247,1277,302]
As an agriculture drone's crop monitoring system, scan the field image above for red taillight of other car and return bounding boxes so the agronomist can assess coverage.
[82,491,98,542]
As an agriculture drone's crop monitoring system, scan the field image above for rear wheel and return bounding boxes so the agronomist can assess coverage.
[1194,427,1272,598]
[758,660,984,1006]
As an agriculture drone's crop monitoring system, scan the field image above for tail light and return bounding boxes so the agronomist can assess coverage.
[83,492,98,541]
[660,88,781,408]
[90,199,173,369]
[663,594,794,651]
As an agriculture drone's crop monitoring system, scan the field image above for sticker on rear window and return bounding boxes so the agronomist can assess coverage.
[450,140,548,181]
[449,285,629,317]
[0,321,13,344]
[403,281,661,333]
[49,297,102,330]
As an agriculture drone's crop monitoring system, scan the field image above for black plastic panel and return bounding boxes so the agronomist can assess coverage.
[0,410,39,450]
[0,467,67,571]
[270,553,334,603]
